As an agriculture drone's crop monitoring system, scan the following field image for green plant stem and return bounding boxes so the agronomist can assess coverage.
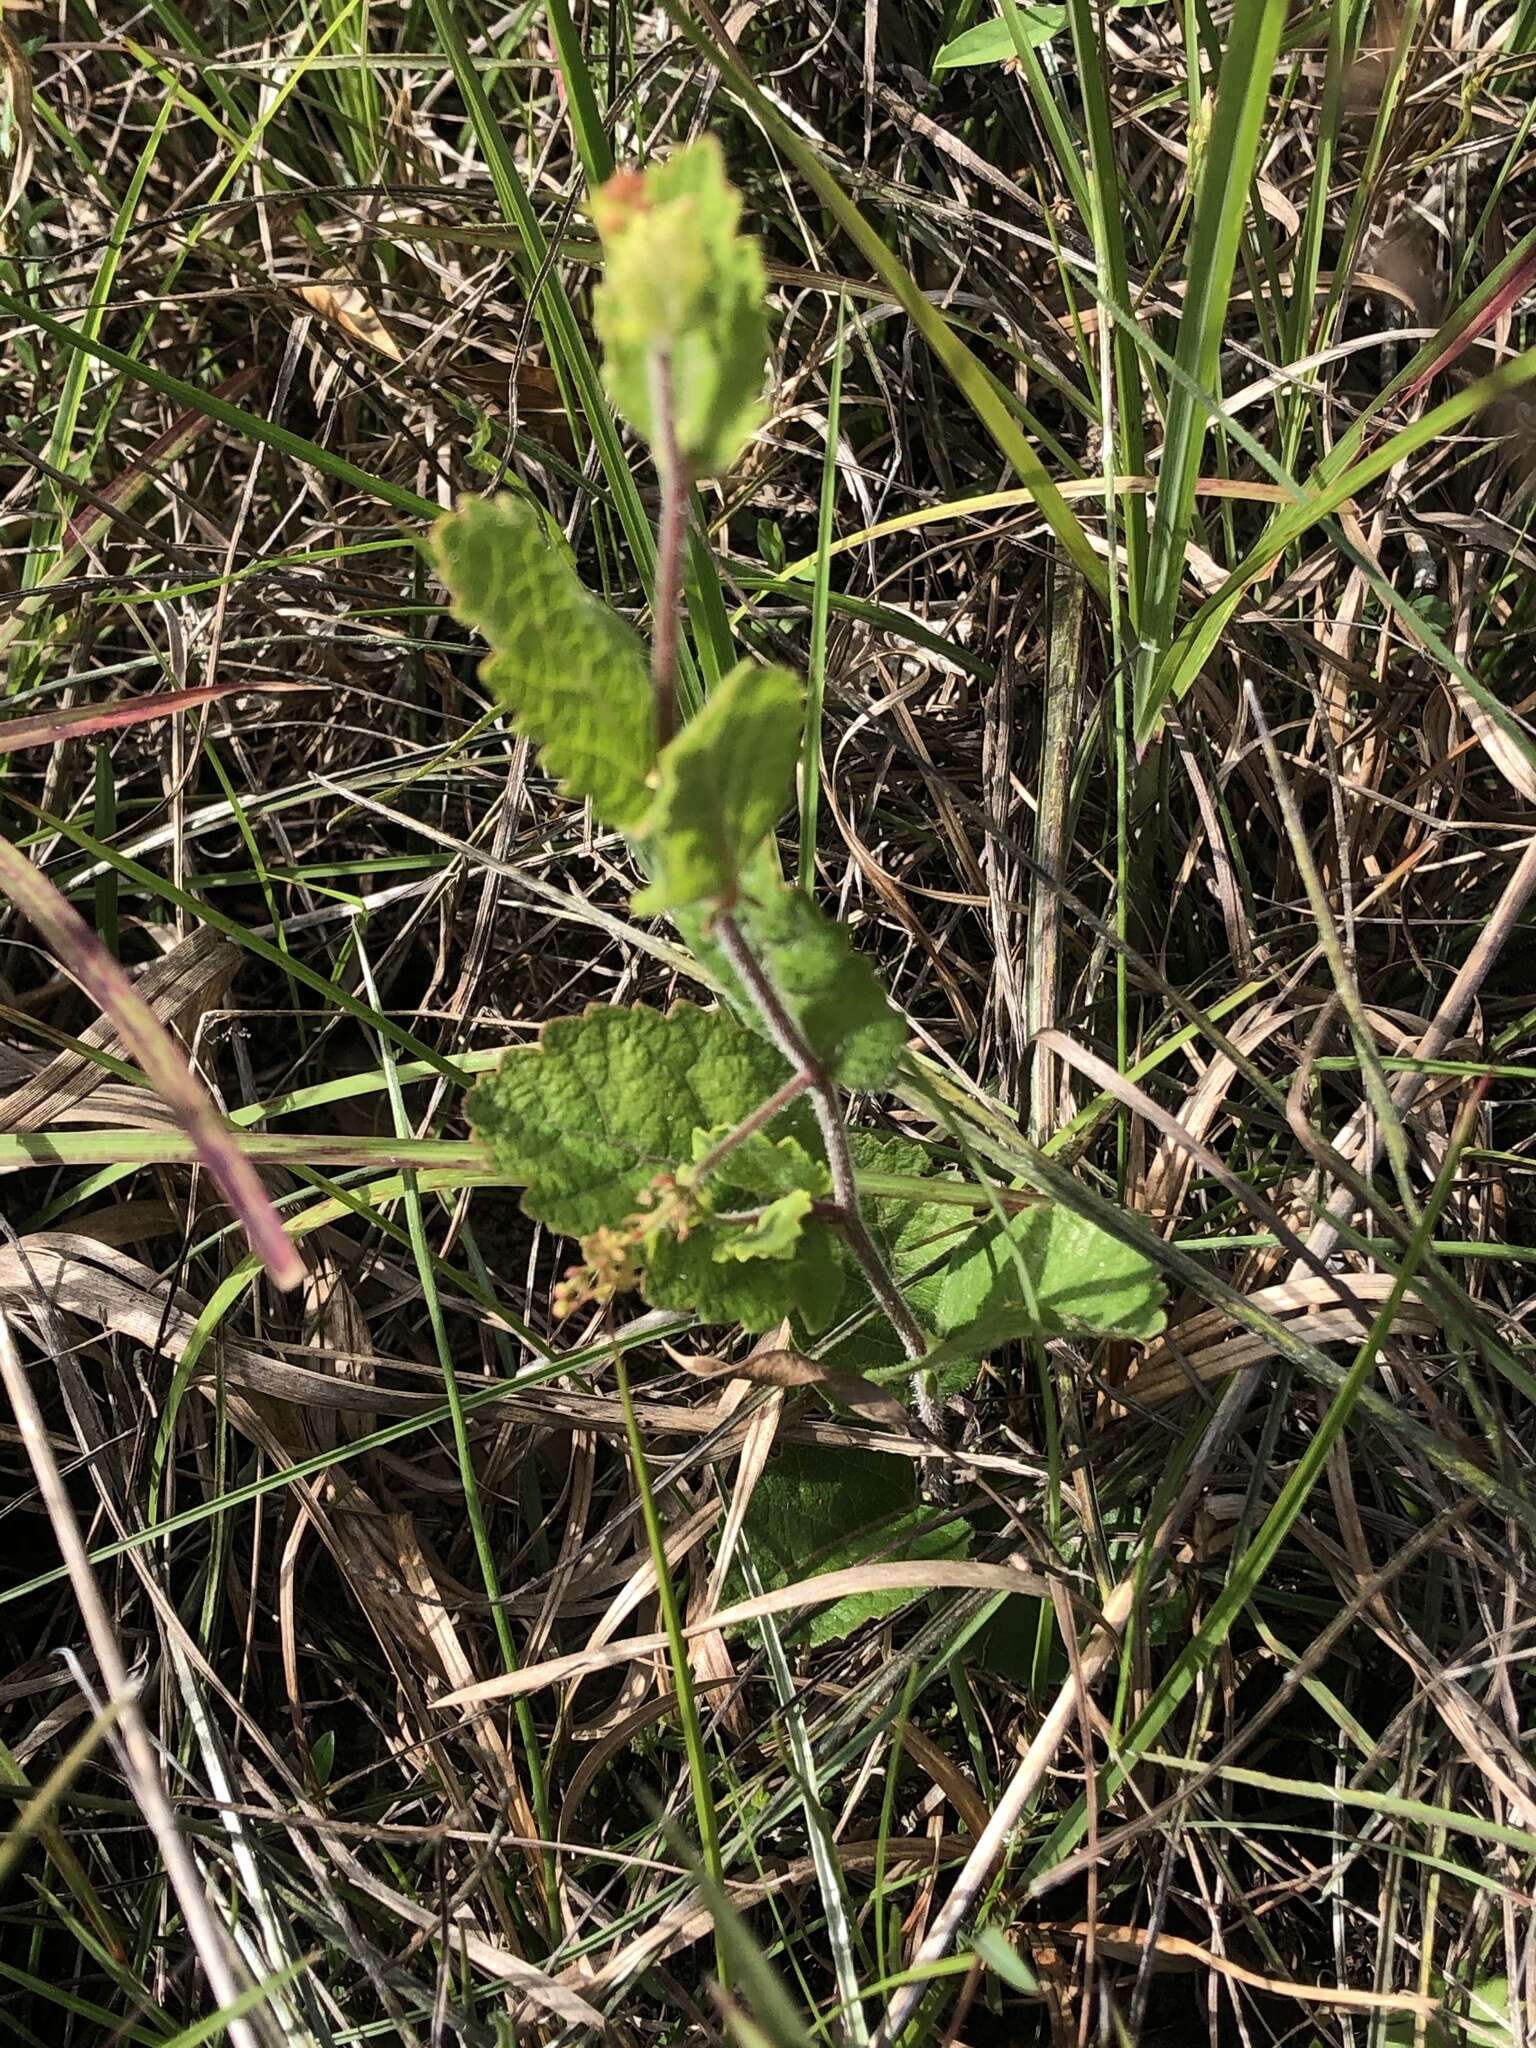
[614,1354,726,1980]
[640,335,933,1424]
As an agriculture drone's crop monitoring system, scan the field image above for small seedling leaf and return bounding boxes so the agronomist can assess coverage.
[633,662,802,913]
[594,137,768,478]
[433,492,655,828]
[712,1188,815,1262]
[934,8,1064,69]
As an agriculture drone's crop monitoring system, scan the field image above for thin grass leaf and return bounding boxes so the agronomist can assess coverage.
[799,294,843,888]
[670,0,1108,598]
[0,285,436,518]
[1131,0,1288,739]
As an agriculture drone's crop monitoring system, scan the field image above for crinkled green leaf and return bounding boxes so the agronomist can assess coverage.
[468,1003,844,1331]
[934,1204,1167,1351]
[689,1122,829,1201]
[736,883,907,1088]
[433,493,655,828]
[593,137,768,478]
[737,1443,969,1645]
[633,662,801,914]
[656,1125,842,1327]
[933,8,1064,69]
[682,863,908,1089]
[469,1001,800,1236]
[647,1210,844,1331]
[712,1187,815,1262]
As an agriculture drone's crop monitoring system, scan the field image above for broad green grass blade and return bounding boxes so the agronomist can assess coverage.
[1131,0,1287,739]
[544,0,613,186]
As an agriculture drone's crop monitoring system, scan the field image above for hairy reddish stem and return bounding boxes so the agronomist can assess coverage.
[714,913,931,1378]
[648,351,689,751]
[643,348,935,1437]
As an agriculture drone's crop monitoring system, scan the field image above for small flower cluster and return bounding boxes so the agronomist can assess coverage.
[550,1170,705,1319]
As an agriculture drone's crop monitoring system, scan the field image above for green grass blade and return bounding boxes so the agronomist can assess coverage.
[0,283,436,518]
[672,0,1108,599]
[799,295,844,888]
[1131,0,1287,734]
[1027,1083,1485,1880]
[614,1355,728,1982]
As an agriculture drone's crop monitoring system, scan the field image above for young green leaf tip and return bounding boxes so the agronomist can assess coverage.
[592,136,769,480]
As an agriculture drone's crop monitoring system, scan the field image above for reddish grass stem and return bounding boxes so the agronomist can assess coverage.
[0,832,302,1289]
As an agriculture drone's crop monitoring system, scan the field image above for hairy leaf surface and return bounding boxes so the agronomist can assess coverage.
[593,138,768,477]
[469,1003,844,1330]
[434,493,655,827]
[684,867,908,1089]
[634,662,801,914]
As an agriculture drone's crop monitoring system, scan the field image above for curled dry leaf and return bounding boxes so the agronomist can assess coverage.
[670,1340,914,1434]
[296,277,403,362]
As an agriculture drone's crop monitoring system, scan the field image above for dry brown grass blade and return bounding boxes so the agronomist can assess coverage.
[391,1516,544,1852]
[563,1498,721,1731]
[1038,1921,1439,2015]
[687,1351,787,1739]
[434,1559,1050,1709]
[1138,1006,1303,1235]
[1112,1271,1440,1412]
[0,23,34,226]
[0,1309,260,2045]
[338,1865,604,2028]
